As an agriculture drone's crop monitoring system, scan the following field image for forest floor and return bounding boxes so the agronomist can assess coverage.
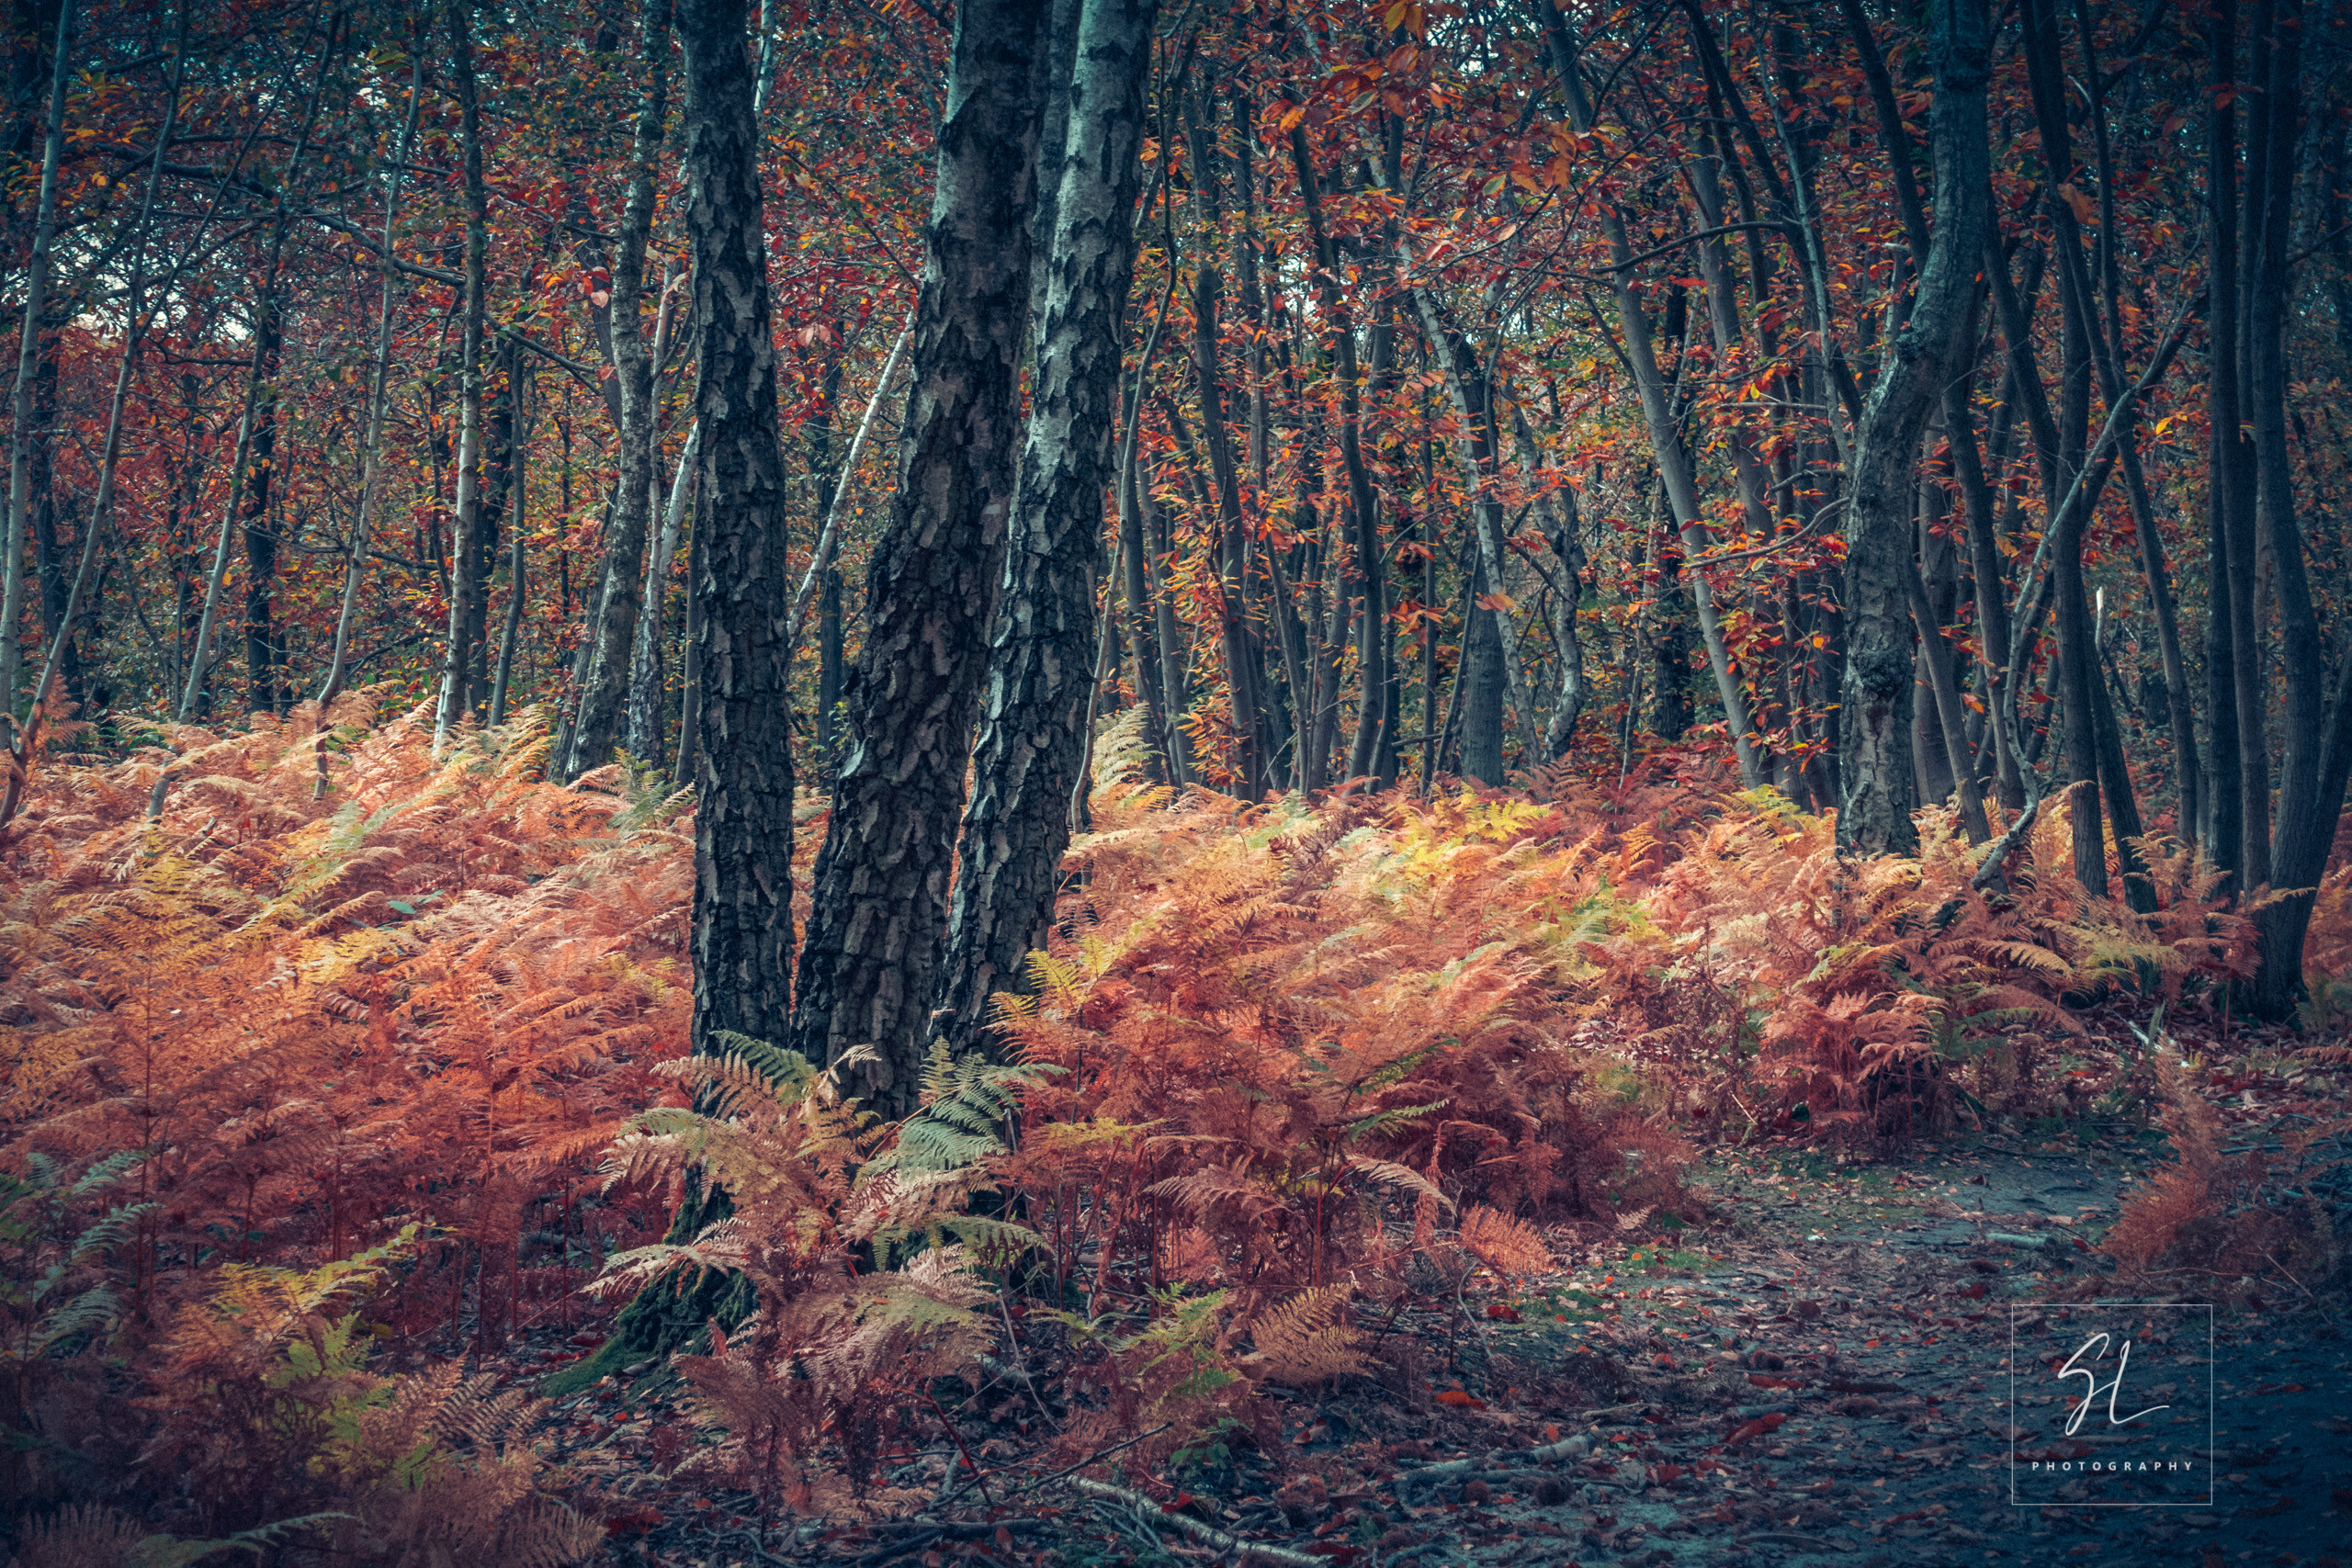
[531,1044,2351,1568]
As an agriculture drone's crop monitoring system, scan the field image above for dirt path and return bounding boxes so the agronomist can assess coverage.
[575,1128,2348,1568]
[1206,1135,2351,1568]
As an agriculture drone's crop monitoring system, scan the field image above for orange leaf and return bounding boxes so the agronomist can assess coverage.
[1436,1389,1487,1409]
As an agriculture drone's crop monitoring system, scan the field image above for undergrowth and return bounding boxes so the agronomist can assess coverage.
[1,705,2341,1551]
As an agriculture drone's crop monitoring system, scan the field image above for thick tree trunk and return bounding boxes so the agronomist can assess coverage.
[789,0,1049,1116]
[2246,0,2333,1019]
[560,0,667,780]
[937,0,1157,1055]
[1834,0,1989,856]
[680,0,795,1057]
[593,0,795,1375]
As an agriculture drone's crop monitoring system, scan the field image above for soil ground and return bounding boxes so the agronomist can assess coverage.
[537,1111,2348,1568]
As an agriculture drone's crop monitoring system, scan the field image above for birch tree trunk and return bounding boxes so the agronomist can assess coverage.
[560,0,667,779]
[789,0,1049,1115]
[937,0,1158,1056]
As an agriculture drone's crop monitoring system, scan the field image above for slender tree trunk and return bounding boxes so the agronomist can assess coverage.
[488,365,532,727]
[1117,248,1182,787]
[1542,12,1760,787]
[672,468,707,786]
[560,0,667,779]
[789,0,1049,1115]
[166,58,325,741]
[1406,285,1541,760]
[320,37,422,718]
[27,341,81,710]
[1181,88,1272,797]
[938,0,1157,1055]
[0,0,69,719]
[433,0,492,753]
[2211,0,2266,894]
[1289,124,1389,786]
[240,302,285,715]
[803,357,846,767]
[627,423,697,761]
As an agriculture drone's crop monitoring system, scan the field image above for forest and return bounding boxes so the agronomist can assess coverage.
[3,0,2351,1562]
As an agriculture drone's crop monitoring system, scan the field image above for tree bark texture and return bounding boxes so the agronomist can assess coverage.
[937,0,1157,1055]
[680,0,795,1056]
[789,0,1048,1115]
[1834,0,1988,856]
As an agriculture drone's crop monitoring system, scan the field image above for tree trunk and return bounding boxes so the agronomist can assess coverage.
[937,0,1157,1055]
[1182,91,1272,798]
[680,0,795,1055]
[433,0,492,753]
[27,324,79,710]
[1833,0,1989,856]
[628,423,697,763]
[1286,125,1390,787]
[0,0,69,718]
[2209,0,2266,894]
[790,0,1049,1116]
[488,364,532,728]
[2246,0,2333,1019]
[1541,12,1761,787]
[560,0,667,780]
[241,302,284,715]
[320,36,423,719]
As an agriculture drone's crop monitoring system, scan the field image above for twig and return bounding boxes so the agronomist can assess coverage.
[1003,1422,1171,1500]
[992,1291,1059,1431]
[1971,784,2059,894]
[925,1388,999,1508]
[1071,1480,1325,1567]
[1394,1431,1595,1494]
[854,1520,1045,1568]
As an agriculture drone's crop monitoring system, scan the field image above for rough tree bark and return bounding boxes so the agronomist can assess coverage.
[935,0,1158,1056]
[1834,0,1989,856]
[590,0,793,1376]
[679,0,793,1060]
[788,0,1049,1116]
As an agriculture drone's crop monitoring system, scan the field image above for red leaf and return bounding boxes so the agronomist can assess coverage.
[1436,1389,1487,1409]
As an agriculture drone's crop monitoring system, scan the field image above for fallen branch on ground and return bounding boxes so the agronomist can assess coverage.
[1070,1480,1326,1566]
